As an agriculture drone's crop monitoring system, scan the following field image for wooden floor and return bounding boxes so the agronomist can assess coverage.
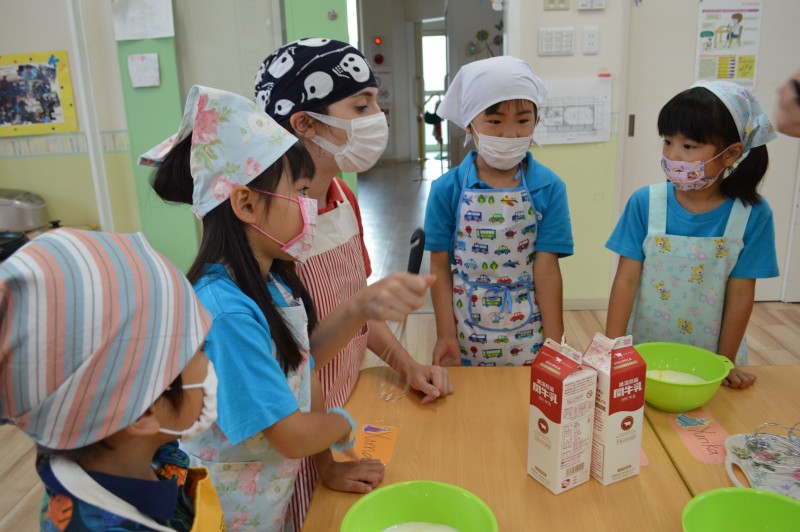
[2,303,798,530]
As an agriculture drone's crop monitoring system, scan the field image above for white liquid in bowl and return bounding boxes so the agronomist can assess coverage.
[382,524,460,532]
[647,369,706,384]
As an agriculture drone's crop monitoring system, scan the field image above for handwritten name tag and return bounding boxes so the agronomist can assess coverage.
[333,423,399,464]
[667,411,730,464]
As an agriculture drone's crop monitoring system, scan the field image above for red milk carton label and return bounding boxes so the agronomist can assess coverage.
[528,338,597,495]
[582,334,646,486]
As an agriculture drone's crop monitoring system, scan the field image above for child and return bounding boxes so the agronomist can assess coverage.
[256,39,452,529]
[605,80,778,389]
[0,228,225,531]
[142,86,432,530]
[424,56,574,367]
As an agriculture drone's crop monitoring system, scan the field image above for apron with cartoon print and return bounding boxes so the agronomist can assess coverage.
[184,279,312,532]
[452,155,543,366]
[631,183,751,365]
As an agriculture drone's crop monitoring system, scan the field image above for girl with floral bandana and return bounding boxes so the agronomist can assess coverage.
[606,81,779,389]
[142,86,432,530]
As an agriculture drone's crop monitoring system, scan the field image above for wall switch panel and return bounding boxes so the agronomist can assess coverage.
[578,0,605,9]
[582,26,600,54]
[538,27,575,56]
[544,0,570,11]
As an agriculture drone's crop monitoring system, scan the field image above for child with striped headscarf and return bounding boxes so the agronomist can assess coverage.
[0,229,225,531]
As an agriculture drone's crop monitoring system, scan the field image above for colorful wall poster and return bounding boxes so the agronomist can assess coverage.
[0,50,78,138]
[695,0,762,89]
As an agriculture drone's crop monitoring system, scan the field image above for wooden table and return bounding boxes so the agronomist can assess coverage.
[645,364,800,497]
[304,367,691,531]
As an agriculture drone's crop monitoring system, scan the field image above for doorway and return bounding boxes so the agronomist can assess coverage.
[415,19,449,172]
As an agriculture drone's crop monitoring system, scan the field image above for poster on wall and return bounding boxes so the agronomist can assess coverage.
[533,77,612,146]
[0,50,78,138]
[112,0,175,41]
[695,0,762,89]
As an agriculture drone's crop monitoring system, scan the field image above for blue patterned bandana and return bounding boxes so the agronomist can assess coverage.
[692,80,777,157]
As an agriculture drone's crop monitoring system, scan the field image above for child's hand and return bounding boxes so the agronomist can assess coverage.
[360,273,436,323]
[723,367,757,389]
[432,336,461,367]
[318,458,385,494]
[407,362,454,404]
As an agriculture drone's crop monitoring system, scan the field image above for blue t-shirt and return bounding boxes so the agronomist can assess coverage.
[194,264,314,446]
[424,151,574,261]
[606,184,779,279]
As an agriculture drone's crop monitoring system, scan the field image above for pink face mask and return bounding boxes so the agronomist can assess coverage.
[660,145,734,191]
[249,188,317,263]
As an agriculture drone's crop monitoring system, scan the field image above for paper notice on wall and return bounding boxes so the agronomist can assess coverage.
[112,0,175,41]
[695,0,762,89]
[533,77,612,146]
[128,53,160,88]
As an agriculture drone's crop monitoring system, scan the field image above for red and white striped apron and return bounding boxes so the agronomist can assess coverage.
[287,178,369,531]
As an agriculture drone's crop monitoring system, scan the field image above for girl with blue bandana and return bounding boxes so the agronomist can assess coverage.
[606,81,779,389]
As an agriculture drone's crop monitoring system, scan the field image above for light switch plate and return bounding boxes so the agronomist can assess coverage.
[538,27,575,56]
[578,0,605,10]
[544,0,570,11]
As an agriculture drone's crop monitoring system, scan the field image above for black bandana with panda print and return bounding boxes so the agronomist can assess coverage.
[254,38,377,122]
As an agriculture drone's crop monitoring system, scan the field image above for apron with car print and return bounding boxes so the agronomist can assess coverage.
[452,157,543,367]
[631,183,751,365]
[184,279,312,532]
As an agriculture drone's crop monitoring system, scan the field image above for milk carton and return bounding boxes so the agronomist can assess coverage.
[582,333,646,486]
[527,338,597,495]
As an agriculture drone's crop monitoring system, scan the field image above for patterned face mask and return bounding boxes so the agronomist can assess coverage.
[660,145,733,191]
[249,188,318,263]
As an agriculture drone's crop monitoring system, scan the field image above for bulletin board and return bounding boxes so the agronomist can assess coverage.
[0,50,78,137]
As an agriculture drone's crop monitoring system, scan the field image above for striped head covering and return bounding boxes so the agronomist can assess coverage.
[254,38,377,120]
[0,229,211,450]
[138,85,298,219]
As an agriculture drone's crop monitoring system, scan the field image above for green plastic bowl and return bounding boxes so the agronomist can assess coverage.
[340,480,498,532]
[635,342,735,412]
[683,487,800,531]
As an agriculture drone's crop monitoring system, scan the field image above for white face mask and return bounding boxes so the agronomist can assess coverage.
[305,111,389,172]
[472,126,533,171]
[159,362,218,442]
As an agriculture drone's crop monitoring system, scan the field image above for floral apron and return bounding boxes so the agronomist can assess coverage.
[452,155,543,366]
[631,183,751,365]
[290,179,369,531]
[185,280,312,532]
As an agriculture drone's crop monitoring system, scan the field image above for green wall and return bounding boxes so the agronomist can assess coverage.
[283,0,359,193]
[115,38,199,272]
[535,139,617,303]
[0,152,139,233]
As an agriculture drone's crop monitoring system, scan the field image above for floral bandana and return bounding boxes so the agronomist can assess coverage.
[138,85,298,219]
[691,80,777,162]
